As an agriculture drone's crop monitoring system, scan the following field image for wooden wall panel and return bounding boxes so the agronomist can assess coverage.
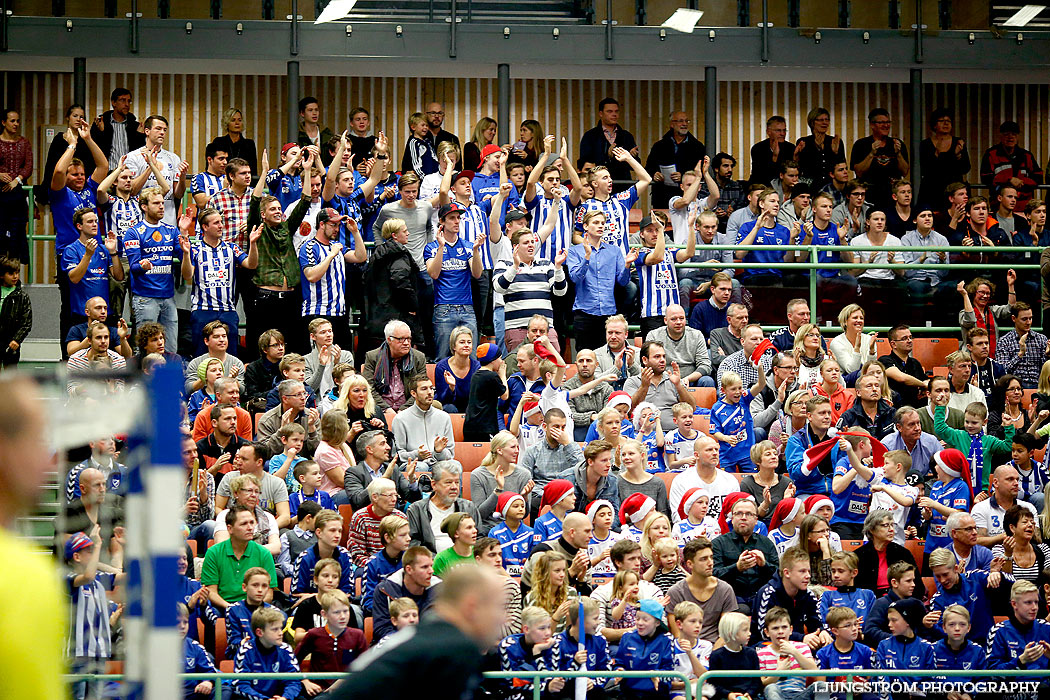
[4,70,1048,283]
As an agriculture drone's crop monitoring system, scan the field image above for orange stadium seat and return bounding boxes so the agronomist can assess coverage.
[455,442,491,471]
[841,540,862,551]
[214,618,228,663]
[658,472,675,493]
[364,616,374,645]
[449,413,465,441]
[922,577,937,601]
[690,387,717,409]
[905,539,925,565]
[563,363,578,381]
[219,660,234,673]
[426,363,436,384]
[339,504,355,545]
[462,477,471,500]
[913,338,959,370]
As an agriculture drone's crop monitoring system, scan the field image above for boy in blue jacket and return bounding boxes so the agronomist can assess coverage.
[178,602,217,700]
[932,604,984,688]
[554,597,613,698]
[498,605,562,700]
[817,606,877,698]
[292,508,355,594]
[819,551,877,626]
[225,567,278,659]
[987,579,1050,680]
[875,598,936,684]
[362,515,408,613]
[928,547,1011,642]
[614,598,675,699]
[232,607,300,700]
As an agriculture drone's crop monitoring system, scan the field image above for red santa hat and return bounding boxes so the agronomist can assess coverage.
[769,497,803,531]
[677,487,708,522]
[750,337,776,365]
[586,499,614,523]
[540,479,575,511]
[804,493,835,517]
[717,492,757,534]
[607,391,633,412]
[800,428,887,477]
[934,448,974,499]
[533,339,566,367]
[619,492,657,526]
[494,491,526,520]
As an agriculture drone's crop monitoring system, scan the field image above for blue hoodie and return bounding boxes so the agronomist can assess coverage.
[555,629,614,672]
[362,549,402,613]
[987,617,1050,679]
[932,638,985,683]
[182,636,217,699]
[929,569,1014,642]
[231,637,302,700]
[225,601,277,660]
[820,585,878,625]
[614,627,675,695]
[498,632,561,699]
[292,543,355,594]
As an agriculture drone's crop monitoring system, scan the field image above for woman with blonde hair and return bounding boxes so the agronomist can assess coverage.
[829,304,878,374]
[639,511,672,570]
[470,430,534,533]
[212,107,258,175]
[463,117,497,171]
[792,323,826,389]
[740,439,796,525]
[524,550,578,632]
[616,437,671,520]
[334,373,391,456]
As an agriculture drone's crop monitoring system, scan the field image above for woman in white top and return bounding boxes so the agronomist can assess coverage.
[792,323,826,390]
[829,303,878,374]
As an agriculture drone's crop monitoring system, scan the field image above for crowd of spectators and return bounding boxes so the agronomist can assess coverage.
[16,89,1050,699]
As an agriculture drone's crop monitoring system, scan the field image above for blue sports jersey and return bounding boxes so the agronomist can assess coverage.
[710,393,756,471]
[182,636,217,695]
[830,455,872,526]
[809,222,843,278]
[471,172,520,207]
[584,418,635,442]
[323,188,368,245]
[528,193,575,262]
[292,544,354,595]
[232,637,301,700]
[736,220,791,277]
[987,618,1050,678]
[225,601,277,659]
[555,630,613,672]
[266,168,304,211]
[532,511,563,545]
[929,569,1012,641]
[614,629,676,694]
[62,239,112,313]
[288,489,333,519]
[458,198,498,269]
[51,180,100,255]
[190,240,246,313]
[191,171,224,199]
[815,640,876,680]
[124,220,182,298]
[875,635,935,681]
[489,521,534,576]
[100,195,141,244]
[299,238,346,316]
[931,639,984,684]
[925,478,971,552]
[819,586,877,624]
[574,186,639,255]
[639,428,667,473]
[423,235,474,306]
[664,428,698,471]
[636,247,680,319]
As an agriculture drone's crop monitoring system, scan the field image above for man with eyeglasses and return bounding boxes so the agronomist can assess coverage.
[877,324,928,408]
[363,319,428,413]
[946,512,992,573]
[751,352,799,433]
[258,379,320,458]
[850,108,909,210]
[423,102,459,150]
[644,110,706,209]
[881,407,940,478]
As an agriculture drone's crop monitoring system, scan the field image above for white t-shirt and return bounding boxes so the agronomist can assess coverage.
[971,496,1037,538]
[668,468,740,523]
[668,195,710,246]
[125,147,182,226]
[588,530,628,581]
[947,384,987,413]
[672,637,714,682]
[429,499,455,552]
[287,198,322,252]
[849,233,903,280]
[865,468,919,544]
[540,383,571,419]
[420,172,443,233]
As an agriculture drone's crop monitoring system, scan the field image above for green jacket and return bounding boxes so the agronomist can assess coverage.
[933,404,1013,491]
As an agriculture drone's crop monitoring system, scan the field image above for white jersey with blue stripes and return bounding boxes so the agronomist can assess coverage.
[635,246,680,318]
[298,238,346,316]
[191,240,247,312]
[574,185,639,255]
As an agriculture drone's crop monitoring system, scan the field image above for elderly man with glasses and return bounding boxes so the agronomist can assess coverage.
[946,512,993,573]
[362,320,428,414]
[257,379,320,457]
[751,352,799,433]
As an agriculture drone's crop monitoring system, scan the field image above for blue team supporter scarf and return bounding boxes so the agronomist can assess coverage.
[969,433,984,492]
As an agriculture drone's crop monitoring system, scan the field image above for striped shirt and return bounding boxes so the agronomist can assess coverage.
[100,195,141,246]
[299,238,345,316]
[323,188,369,246]
[528,192,575,261]
[67,348,128,394]
[636,247,680,318]
[66,572,116,659]
[209,187,253,249]
[574,185,640,255]
[191,171,225,200]
[492,257,567,330]
[458,198,499,269]
[190,240,247,312]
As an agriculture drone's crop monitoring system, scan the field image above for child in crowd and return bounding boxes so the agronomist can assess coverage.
[490,492,535,577]
[829,429,875,541]
[373,597,420,649]
[225,567,279,659]
[928,547,1006,642]
[187,358,223,422]
[278,499,320,578]
[178,602,217,700]
[176,549,218,644]
[269,423,308,494]
[816,606,876,697]
[671,489,720,547]
[634,401,666,473]
[509,395,546,454]
[867,450,918,545]
[290,558,345,643]
[875,598,935,680]
[463,342,510,442]
[266,353,318,410]
[706,611,761,700]
[295,590,369,696]
[645,538,686,594]
[614,598,676,699]
[533,479,576,545]
[664,403,699,472]
[554,597,614,699]
[819,551,877,624]
[288,460,334,525]
[363,515,409,613]
[585,391,637,442]
[1008,432,1048,512]
[609,569,642,629]
[934,401,1014,493]
[498,606,561,700]
[768,497,804,557]
[0,254,32,370]
[921,449,972,558]
[670,601,712,700]
[320,362,354,413]
[639,512,673,569]
[232,607,301,700]
[863,561,919,645]
[757,606,817,700]
[931,604,984,686]
[66,528,123,700]
[710,368,765,473]
[587,499,625,583]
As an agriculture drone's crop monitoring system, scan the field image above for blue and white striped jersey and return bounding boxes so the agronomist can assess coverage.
[190,240,247,312]
[323,187,368,246]
[635,247,680,318]
[528,192,576,261]
[265,168,303,211]
[574,185,639,255]
[66,571,116,659]
[458,198,499,269]
[191,171,224,200]
[298,238,345,317]
[100,195,141,248]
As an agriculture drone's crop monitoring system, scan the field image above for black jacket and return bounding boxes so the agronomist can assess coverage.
[89,110,146,163]
[367,239,420,317]
[579,124,638,188]
[210,134,258,179]
[854,541,917,594]
[0,281,31,364]
[837,398,897,440]
[644,130,706,208]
